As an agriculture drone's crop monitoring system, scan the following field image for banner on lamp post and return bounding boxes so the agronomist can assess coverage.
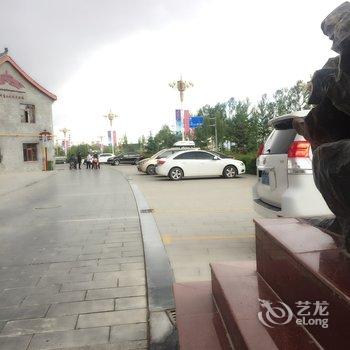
[175,109,182,134]
[107,131,112,145]
[183,110,191,136]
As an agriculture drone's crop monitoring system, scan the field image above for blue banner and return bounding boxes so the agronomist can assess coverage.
[175,110,182,133]
[189,116,204,128]
[107,131,112,145]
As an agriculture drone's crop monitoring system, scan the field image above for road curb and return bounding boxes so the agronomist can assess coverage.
[127,178,178,350]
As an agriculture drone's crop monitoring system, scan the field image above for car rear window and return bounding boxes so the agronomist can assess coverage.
[264,120,296,155]
[157,150,173,158]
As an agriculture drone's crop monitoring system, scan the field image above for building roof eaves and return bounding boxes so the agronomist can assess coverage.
[0,55,57,101]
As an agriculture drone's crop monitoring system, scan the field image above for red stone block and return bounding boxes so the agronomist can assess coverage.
[173,281,232,350]
[255,218,350,348]
[211,261,321,350]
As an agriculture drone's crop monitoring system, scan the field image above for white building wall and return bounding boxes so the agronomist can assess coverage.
[0,61,55,172]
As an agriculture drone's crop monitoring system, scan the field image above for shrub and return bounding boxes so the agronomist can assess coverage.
[234,152,257,175]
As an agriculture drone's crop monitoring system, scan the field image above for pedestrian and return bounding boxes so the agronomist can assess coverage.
[92,153,100,169]
[86,153,92,169]
[77,152,82,170]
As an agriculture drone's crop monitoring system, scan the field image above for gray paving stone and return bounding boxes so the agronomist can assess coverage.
[93,270,144,282]
[37,273,93,285]
[116,297,147,310]
[28,327,110,350]
[118,275,145,287]
[123,241,143,247]
[98,257,143,266]
[70,265,122,274]
[61,279,118,292]
[1,315,77,336]
[0,285,60,307]
[78,252,122,261]
[0,334,32,350]
[86,286,146,301]
[0,276,40,290]
[77,308,147,328]
[48,261,98,272]
[47,299,114,317]
[121,262,144,271]
[0,304,49,321]
[111,323,147,342]
[23,291,85,306]
[122,250,143,258]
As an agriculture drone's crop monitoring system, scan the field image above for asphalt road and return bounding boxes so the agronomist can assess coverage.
[112,164,258,282]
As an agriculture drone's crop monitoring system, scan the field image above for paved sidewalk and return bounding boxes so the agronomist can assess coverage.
[0,167,148,350]
[0,170,55,197]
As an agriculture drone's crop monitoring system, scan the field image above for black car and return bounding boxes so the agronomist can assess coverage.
[107,153,144,166]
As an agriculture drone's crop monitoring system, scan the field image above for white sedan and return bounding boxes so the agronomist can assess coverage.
[98,153,115,164]
[156,150,245,180]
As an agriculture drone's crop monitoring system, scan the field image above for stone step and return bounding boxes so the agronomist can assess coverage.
[173,281,232,350]
[255,218,350,349]
[211,261,321,350]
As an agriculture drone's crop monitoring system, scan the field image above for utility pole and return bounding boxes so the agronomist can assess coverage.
[98,136,103,153]
[209,116,218,151]
[169,77,193,141]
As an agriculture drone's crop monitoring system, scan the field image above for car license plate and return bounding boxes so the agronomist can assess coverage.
[261,170,270,185]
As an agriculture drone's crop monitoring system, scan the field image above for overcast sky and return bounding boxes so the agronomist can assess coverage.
[1,0,342,144]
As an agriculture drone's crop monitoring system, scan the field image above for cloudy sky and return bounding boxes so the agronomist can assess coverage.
[1,0,341,144]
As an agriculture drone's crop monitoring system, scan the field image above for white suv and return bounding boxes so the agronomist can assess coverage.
[252,110,332,218]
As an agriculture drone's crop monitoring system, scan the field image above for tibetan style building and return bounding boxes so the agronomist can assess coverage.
[0,50,57,172]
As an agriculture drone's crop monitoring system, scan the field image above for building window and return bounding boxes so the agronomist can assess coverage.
[23,143,38,161]
[20,104,35,123]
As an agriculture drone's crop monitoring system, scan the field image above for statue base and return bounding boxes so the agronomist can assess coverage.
[173,218,350,349]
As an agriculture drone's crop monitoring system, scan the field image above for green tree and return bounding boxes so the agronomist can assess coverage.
[67,144,91,159]
[154,125,177,149]
[55,146,65,156]
[145,133,158,154]
[226,98,255,152]
[195,103,227,149]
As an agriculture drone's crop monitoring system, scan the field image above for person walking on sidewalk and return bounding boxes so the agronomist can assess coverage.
[86,153,92,169]
[92,153,100,169]
[77,152,82,170]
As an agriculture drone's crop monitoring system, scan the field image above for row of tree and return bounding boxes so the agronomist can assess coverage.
[136,80,309,155]
[57,80,310,158]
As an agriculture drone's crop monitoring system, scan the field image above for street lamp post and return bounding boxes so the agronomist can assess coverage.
[60,128,70,156]
[98,136,104,153]
[209,116,218,151]
[104,110,118,155]
[169,77,193,141]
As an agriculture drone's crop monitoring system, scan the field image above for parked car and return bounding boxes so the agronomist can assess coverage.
[156,150,245,180]
[138,146,199,175]
[107,153,144,166]
[54,156,66,164]
[98,153,114,163]
[252,110,332,218]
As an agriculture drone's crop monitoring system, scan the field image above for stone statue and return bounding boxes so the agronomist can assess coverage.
[293,2,350,251]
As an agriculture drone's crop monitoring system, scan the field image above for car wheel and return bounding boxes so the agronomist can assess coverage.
[146,164,156,175]
[169,167,183,181]
[114,160,120,166]
[223,165,237,178]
